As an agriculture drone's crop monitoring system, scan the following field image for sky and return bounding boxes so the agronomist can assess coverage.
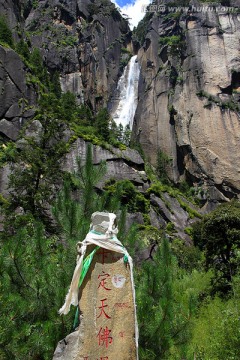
[111,0,152,29]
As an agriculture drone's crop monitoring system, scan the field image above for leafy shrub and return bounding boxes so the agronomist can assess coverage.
[166,221,175,233]
[104,179,150,214]
[188,294,240,359]
[177,197,202,219]
[159,35,182,47]
[0,142,17,167]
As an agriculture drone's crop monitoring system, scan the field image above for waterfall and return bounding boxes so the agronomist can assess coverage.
[111,55,140,129]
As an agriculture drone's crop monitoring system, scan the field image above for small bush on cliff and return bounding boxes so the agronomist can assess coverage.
[0,16,14,48]
[104,179,150,215]
[159,35,185,56]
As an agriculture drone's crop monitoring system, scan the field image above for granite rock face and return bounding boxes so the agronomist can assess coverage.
[0,46,37,140]
[22,0,130,110]
[133,1,240,199]
[0,0,131,131]
[63,137,148,189]
[0,0,24,35]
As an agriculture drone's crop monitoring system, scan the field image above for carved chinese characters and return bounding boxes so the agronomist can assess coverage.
[77,247,137,360]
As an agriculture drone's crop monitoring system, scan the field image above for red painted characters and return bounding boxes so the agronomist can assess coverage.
[97,326,113,349]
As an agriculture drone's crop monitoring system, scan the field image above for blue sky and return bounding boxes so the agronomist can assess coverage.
[115,0,130,6]
[111,0,152,29]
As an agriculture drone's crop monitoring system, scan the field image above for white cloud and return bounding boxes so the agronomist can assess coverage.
[112,0,152,30]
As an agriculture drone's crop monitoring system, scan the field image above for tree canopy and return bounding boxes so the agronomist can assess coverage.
[193,201,240,294]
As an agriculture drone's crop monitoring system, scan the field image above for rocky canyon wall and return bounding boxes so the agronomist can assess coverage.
[0,0,131,132]
[133,0,240,200]
[1,0,240,203]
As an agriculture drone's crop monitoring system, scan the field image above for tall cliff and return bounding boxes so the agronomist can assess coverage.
[0,0,131,135]
[133,0,240,201]
[0,0,240,204]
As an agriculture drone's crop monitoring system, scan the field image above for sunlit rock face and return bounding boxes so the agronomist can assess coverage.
[133,2,240,199]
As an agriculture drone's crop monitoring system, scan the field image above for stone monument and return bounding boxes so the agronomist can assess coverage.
[53,212,138,360]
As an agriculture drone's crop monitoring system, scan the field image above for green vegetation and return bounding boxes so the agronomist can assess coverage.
[193,201,240,295]
[177,197,202,219]
[0,16,14,48]
[197,89,240,112]
[156,149,172,184]
[159,34,185,56]
[0,146,108,359]
[104,179,150,215]
[87,0,123,19]
[159,35,182,47]
[15,39,30,59]
[95,108,111,141]
[188,289,240,359]
[137,237,213,359]
[58,35,78,48]
[132,11,153,46]
[1,97,240,360]
[69,106,130,149]
[147,180,202,219]
[0,6,240,359]
[166,221,176,234]
[121,47,131,54]
[0,142,17,168]
[163,12,181,22]
[0,220,75,359]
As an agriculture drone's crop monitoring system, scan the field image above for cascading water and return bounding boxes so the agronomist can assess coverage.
[111,55,140,129]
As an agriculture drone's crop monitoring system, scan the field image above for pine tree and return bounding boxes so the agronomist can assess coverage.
[95,108,110,141]
[117,123,124,142]
[136,238,210,360]
[137,238,174,359]
[0,220,75,359]
[123,123,131,145]
[8,94,69,222]
[0,145,108,359]
[60,91,78,122]
[68,143,106,218]
[15,39,30,60]
[0,16,13,47]
[50,71,62,98]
